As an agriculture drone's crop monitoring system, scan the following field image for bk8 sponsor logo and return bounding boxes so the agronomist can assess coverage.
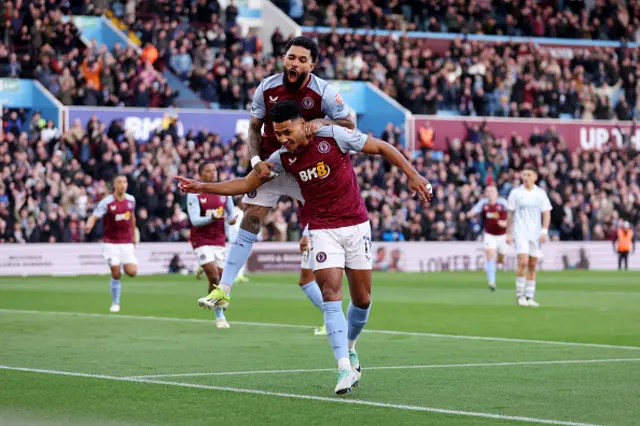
[115,211,131,222]
[206,207,224,219]
[298,161,330,182]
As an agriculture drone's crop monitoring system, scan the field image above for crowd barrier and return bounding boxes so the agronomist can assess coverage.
[0,241,634,276]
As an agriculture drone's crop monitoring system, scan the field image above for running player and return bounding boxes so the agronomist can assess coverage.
[85,175,137,313]
[298,204,325,335]
[175,100,432,394]
[187,162,237,328]
[506,165,552,307]
[198,36,355,311]
[466,186,509,291]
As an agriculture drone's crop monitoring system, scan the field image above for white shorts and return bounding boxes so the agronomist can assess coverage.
[514,237,541,258]
[310,221,372,271]
[301,249,315,270]
[241,172,303,207]
[193,245,227,266]
[484,233,509,254]
[103,243,137,266]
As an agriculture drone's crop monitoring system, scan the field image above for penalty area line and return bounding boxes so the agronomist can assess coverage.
[127,357,640,379]
[0,365,599,426]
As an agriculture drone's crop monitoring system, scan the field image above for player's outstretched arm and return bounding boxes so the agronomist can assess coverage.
[176,169,270,196]
[361,137,432,201]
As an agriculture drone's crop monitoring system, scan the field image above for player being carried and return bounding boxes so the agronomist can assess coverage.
[196,36,355,330]
[187,162,238,329]
[176,101,432,395]
[85,175,138,313]
[465,185,509,291]
[506,165,552,307]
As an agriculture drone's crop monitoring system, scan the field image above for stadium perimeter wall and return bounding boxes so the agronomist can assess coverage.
[0,242,633,276]
[410,115,640,152]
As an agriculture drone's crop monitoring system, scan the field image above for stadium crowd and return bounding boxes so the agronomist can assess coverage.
[1,110,638,245]
[287,0,640,42]
[4,0,640,118]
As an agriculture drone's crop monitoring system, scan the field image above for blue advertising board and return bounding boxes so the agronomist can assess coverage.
[67,107,251,142]
[330,81,409,142]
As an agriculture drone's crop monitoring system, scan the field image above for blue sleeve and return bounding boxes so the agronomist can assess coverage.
[250,81,266,119]
[316,126,368,153]
[187,193,214,227]
[321,83,350,120]
[498,197,509,209]
[92,196,110,218]
[302,224,310,237]
[469,198,487,216]
[224,196,236,219]
[266,150,284,174]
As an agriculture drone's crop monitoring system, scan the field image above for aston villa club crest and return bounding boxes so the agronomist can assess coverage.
[318,141,330,154]
[247,191,257,199]
[316,252,327,263]
[302,97,314,109]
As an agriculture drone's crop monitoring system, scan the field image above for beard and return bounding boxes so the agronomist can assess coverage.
[283,69,309,92]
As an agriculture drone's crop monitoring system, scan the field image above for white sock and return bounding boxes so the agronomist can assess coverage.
[338,357,351,371]
[219,283,232,296]
[525,280,536,299]
[516,276,526,298]
[348,339,356,352]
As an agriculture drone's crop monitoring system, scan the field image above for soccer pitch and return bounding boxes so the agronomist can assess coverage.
[2,271,640,426]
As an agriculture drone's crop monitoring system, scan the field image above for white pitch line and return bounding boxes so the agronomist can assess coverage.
[2,308,640,351]
[0,365,600,426]
[127,357,640,379]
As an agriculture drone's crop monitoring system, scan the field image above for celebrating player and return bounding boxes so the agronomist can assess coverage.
[506,165,552,307]
[85,175,138,313]
[466,186,509,291]
[187,162,237,328]
[197,36,355,312]
[175,101,432,395]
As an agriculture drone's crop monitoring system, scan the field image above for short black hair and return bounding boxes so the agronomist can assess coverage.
[284,36,319,63]
[271,101,302,123]
[523,164,537,173]
[198,162,214,175]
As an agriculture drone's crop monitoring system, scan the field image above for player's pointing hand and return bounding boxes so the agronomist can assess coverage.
[175,176,203,194]
[409,174,433,202]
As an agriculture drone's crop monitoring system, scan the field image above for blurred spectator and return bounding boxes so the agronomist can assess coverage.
[290,0,640,41]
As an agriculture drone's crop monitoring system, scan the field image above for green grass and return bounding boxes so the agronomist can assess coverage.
[2,271,640,426]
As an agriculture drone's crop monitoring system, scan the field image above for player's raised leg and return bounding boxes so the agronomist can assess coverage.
[202,260,229,328]
[222,206,266,288]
